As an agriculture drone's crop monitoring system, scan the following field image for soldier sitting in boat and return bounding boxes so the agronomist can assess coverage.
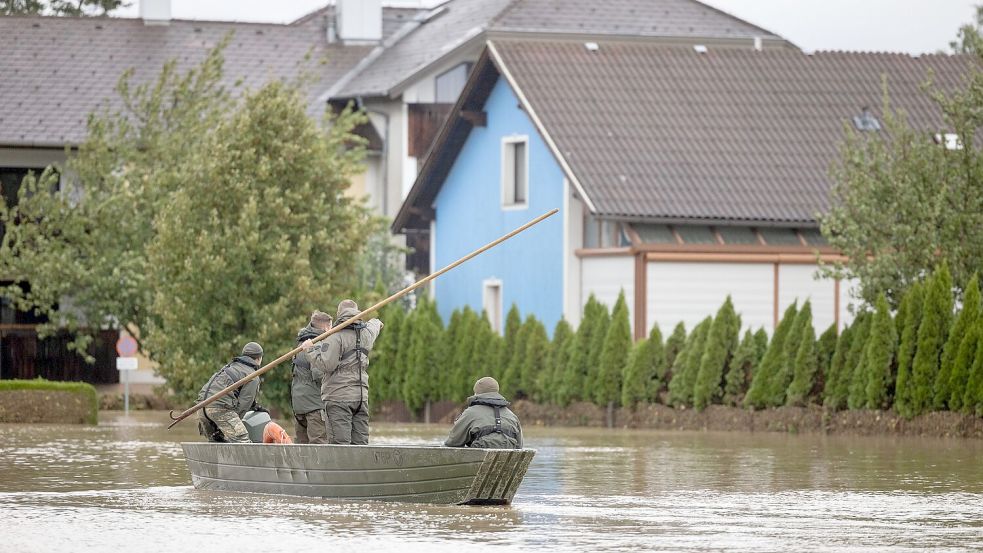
[444,377,524,449]
[291,310,333,444]
[301,299,383,445]
[196,342,269,443]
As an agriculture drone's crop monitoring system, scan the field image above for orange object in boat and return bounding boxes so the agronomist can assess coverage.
[262,421,293,444]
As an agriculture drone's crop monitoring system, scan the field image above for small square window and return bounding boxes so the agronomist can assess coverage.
[502,136,528,209]
[483,280,503,335]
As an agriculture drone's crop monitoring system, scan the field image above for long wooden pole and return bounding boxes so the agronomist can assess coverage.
[167,208,558,429]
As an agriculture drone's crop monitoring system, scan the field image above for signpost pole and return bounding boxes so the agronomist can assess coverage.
[115,333,139,417]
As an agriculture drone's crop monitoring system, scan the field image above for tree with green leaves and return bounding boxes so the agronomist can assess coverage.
[785,314,818,407]
[745,302,798,409]
[905,264,953,417]
[621,338,650,408]
[584,300,611,401]
[936,274,980,409]
[596,291,631,419]
[693,296,741,410]
[441,309,465,398]
[448,307,479,398]
[893,282,925,415]
[543,318,574,404]
[963,319,983,415]
[768,301,812,407]
[369,301,406,404]
[860,294,897,409]
[824,320,854,410]
[520,315,551,401]
[723,330,759,406]
[500,304,523,394]
[468,311,501,390]
[403,297,444,419]
[0,42,375,410]
[813,323,838,400]
[947,322,980,412]
[668,316,712,407]
[664,322,687,376]
[1,0,124,16]
[844,312,873,410]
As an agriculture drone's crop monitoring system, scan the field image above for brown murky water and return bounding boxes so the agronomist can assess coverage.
[0,411,981,552]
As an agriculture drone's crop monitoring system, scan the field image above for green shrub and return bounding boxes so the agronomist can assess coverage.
[907,264,953,417]
[963,319,983,415]
[668,316,712,407]
[543,318,574,405]
[558,295,604,405]
[936,274,980,410]
[845,312,872,410]
[768,301,812,407]
[596,291,631,407]
[663,322,687,383]
[723,329,758,406]
[785,309,819,407]
[520,315,551,401]
[693,296,741,410]
[824,320,855,410]
[894,282,925,416]
[0,379,99,425]
[949,321,980,412]
[745,302,798,409]
[815,323,838,398]
[861,293,898,409]
[621,338,650,407]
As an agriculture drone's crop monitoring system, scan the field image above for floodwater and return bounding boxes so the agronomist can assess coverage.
[0,412,981,553]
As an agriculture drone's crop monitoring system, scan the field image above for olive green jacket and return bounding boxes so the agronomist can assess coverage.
[197,356,261,417]
[307,305,383,404]
[291,324,325,415]
[444,392,523,449]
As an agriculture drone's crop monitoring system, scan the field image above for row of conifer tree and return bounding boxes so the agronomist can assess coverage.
[369,264,983,418]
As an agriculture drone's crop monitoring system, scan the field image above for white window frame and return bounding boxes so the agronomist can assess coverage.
[501,135,529,210]
[483,278,504,335]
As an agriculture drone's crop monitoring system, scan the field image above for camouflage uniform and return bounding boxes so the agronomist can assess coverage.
[292,323,329,444]
[306,302,383,445]
[197,349,263,443]
[444,391,523,449]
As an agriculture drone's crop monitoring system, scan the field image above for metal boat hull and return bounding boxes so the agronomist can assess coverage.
[181,442,535,505]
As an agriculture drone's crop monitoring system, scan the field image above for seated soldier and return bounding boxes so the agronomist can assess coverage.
[444,376,523,449]
[197,342,268,443]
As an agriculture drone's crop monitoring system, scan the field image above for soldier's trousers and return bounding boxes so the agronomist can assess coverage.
[200,407,251,443]
[294,409,329,444]
[325,400,369,445]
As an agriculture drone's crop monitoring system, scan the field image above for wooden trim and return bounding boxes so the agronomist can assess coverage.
[634,252,647,340]
[634,242,841,255]
[795,229,809,247]
[754,228,767,246]
[669,225,684,244]
[773,263,780,328]
[623,223,642,246]
[576,247,633,257]
[459,110,487,127]
[834,278,841,333]
[711,227,725,245]
[0,323,38,331]
[644,252,847,264]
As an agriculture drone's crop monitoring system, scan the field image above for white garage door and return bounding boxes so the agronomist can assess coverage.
[778,264,837,333]
[648,262,774,336]
[581,255,634,331]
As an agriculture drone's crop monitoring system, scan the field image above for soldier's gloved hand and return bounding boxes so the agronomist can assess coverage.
[252,404,270,415]
[300,339,315,351]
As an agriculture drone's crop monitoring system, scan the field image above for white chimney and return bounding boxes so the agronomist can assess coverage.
[140,0,171,26]
[337,0,382,44]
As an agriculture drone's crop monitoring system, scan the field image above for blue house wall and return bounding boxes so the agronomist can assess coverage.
[432,75,565,332]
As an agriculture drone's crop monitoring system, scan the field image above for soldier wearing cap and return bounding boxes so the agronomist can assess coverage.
[196,341,268,443]
[444,376,523,449]
[301,299,383,445]
[291,310,332,444]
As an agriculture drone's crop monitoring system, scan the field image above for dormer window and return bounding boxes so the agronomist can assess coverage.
[853,107,881,132]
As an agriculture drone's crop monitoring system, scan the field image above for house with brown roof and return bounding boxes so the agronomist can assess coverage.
[393,39,971,338]
[0,0,787,382]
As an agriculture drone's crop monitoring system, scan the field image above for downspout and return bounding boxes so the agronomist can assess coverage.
[356,96,389,218]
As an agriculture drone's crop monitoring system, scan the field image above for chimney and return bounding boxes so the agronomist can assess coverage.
[140,0,171,26]
[337,0,382,44]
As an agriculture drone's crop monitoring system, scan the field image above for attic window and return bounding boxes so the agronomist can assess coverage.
[934,133,963,150]
[584,42,599,52]
[501,136,528,209]
[853,107,881,132]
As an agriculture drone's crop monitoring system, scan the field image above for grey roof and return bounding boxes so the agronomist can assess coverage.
[394,41,973,231]
[0,15,372,147]
[334,0,786,99]
[490,0,781,40]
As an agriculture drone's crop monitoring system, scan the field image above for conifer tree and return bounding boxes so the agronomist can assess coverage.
[949,320,981,412]
[501,304,523,391]
[621,338,650,407]
[860,293,897,409]
[894,282,925,416]
[469,311,500,389]
[723,330,757,406]
[521,315,551,401]
[745,302,798,409]
[668,316,712,407]
[785,317,818,407]
[907,264,953,416]
[585,300,611,400]
[544,318,574,404]
[815,323,838,398]
[664,322,687,376]
[559,295,606,404]
[823,320,854,410]
[449,307,478,398]
[693,296,741,410]
[644,325,668,402]
[936,274,980,410]
[369,301,405,403]
[502,315,533,398]
[963,320,983,415]
[845,312,873,410]
[597,292,631,419]
[767,301,812,407]
[442,309,464,398]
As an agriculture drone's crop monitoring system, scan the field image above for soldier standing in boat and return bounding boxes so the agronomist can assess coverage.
[444,376,523,449]
[301,299,383,445]
[291,310,333,444]
[197,341,268,443]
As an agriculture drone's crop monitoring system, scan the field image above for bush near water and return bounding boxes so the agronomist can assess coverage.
[371,266,983,419]
[0,379,98,424]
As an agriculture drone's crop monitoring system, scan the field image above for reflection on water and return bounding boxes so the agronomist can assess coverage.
[0,412,981,552]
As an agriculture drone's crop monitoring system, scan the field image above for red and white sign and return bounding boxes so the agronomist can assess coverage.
[116,334,138,357]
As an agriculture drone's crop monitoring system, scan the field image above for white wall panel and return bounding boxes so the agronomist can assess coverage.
[581,256,634,331]
[778,264,836,333]
[648,262,774,336]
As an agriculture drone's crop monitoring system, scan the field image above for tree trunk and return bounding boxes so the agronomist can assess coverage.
[606,401,614,428]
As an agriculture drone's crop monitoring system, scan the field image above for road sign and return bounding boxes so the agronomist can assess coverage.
[116,357,138,371]
[116,334,138,357]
